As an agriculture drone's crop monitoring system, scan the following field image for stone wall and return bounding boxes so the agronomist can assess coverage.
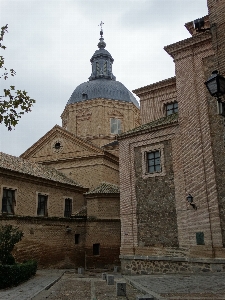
[61,98,140,147]
[0,171,85,218]
[48,156,119,190]
[120,255,225,275]
[0,216,121,269]
[134,140,178,247]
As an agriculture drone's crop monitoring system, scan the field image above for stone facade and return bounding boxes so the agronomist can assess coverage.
[119,1,225,274]
[61,98,140,148]
[0,153,121,268]
[20,125,119,190]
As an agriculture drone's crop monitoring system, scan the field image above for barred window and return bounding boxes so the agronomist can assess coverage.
[166,102,178,116]
[2,188,15,214]
[147,150,161,173]
[64,198,72,218]
[110,118,122,134]
[37,194,48,216]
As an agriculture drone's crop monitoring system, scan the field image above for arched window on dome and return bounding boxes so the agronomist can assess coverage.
[103,61,107,75]
[96,62,100,76]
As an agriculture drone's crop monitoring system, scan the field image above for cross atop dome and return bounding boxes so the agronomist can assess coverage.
[98,21,104,37]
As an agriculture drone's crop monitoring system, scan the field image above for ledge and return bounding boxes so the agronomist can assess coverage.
[119,255,225,264]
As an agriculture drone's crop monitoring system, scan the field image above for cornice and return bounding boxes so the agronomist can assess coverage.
[133,77,176,97]
[0,168,88,192]
[20,125,104,159]
[164,31,212,59]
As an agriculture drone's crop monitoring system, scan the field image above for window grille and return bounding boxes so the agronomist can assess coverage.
[147,150,161,173]
[2,188,15,214]
[64,198,72,218]
[166,102,178,116]
[37,194,48,216]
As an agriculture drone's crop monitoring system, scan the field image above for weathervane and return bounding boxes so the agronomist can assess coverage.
[98,21,104,37]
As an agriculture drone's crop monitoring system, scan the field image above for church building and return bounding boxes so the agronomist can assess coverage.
[0,29,139,268]
[119,0,225,274]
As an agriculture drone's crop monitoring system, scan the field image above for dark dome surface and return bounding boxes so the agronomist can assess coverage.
[67,79,139,107]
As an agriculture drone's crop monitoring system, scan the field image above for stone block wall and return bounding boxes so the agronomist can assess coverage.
[134,140,178,247]
[0,172,85,218]
[61,98,140,147]
[0,216,121,269]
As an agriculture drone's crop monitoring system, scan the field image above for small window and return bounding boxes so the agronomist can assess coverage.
[54,142,61,149]
[166,102,178,116]
[96,62,100,76]
[110,118,122,134]
[93,243,100,255]
[37,194,48,216]
[75,234,80,244]
[64,198,72,218]
[82,93,88,100]
[2,188,15,214]
[147,150,161,173]
[103,61,107,75]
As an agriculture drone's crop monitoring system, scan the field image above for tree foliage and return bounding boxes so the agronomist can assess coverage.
[0,224,23,265]
[0,24,35,130]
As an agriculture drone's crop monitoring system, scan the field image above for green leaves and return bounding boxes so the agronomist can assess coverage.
[0,225,23,265]
[0,24,35,130]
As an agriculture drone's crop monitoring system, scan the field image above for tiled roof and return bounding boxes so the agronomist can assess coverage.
[118,113,178,139]
[72,205,87,217]
[0,152,84,188]
[86,182,120,195]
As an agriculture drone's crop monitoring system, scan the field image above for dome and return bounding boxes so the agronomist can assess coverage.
[66,29,139,108]
[67,79,139,107]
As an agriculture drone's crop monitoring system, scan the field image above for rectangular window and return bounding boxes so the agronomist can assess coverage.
[75,234,80,244]
[64,198,72,218]
[37,194,48,216]
[147,150,161,173]
[110,118,122,134]
[93,243,100,255]
[166,102,178,116]
[2,188,15,214]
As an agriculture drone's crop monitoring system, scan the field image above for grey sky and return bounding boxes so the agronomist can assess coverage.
[0,0,208,156]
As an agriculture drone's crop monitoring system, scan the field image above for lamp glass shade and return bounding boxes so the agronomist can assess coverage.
[205,71,225,97]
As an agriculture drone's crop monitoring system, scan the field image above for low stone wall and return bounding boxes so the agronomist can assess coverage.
[120,255,225,274]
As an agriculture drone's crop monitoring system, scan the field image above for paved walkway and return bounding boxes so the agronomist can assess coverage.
[0,269,65,300]
[1,270,225,299]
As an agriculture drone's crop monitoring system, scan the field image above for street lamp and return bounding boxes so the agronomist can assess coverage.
[205,70,225,116]
[205,70,225,99]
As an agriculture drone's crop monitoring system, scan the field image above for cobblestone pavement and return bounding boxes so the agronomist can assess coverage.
[33,271,140,300]
[125,272,225,300]
[1,270,225,300]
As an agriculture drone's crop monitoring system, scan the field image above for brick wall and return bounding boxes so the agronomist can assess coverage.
[119,124,178,256]
[0,217,121,269]
[86,195,120,219]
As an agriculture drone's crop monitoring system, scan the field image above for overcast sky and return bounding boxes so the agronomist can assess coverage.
[0,0,208,157]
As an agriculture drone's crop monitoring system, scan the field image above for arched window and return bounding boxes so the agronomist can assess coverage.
[96,62,100,76]
[103,61,107,75]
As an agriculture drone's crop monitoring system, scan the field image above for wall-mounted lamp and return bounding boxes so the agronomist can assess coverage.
[205,70,225,116]
[186,194,197,210]
[205,70,225,99]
